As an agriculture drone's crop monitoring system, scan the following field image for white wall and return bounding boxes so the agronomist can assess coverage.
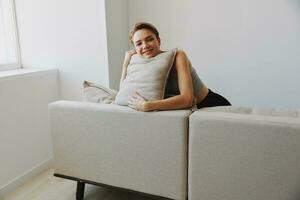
[128,0,300,109]
[12,0,300,106]
[105,0,129,90]
[0,69,59,195]
[0,0,129,195]
[14,0,110,100]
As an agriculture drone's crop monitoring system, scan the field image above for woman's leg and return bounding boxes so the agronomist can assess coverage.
[197,89,231,109]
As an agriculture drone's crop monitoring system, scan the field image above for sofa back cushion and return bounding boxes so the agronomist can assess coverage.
[115,49,177,106]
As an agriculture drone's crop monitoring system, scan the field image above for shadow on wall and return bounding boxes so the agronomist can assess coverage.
[289,0,300,15]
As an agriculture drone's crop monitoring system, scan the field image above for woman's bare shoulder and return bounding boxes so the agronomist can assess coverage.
[175,49,187,57]
[174,49,189,68]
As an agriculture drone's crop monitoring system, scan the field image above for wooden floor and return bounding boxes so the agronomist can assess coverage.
[2,169,158,200]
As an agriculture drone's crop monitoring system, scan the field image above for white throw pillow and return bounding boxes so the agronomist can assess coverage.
[115,49,177,106]
[82,80,117,104]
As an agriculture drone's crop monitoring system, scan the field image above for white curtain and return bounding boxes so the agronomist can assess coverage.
[0,0,19,65]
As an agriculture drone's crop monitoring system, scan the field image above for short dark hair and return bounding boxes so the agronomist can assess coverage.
[129,22,160,44]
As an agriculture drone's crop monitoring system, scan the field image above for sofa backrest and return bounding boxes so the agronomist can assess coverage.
[189,106,300,200]
[199,106,300,118]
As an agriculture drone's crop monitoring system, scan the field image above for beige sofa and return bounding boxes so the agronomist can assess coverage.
[49,101,300,200]
[49,101,191,200]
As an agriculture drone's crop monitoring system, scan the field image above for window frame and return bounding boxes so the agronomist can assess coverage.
[0,0,21,71]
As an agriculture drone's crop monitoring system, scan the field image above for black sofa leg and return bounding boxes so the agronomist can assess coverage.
[76,181,85,200]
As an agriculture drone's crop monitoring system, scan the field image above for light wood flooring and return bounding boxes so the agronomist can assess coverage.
[2,169,159,200]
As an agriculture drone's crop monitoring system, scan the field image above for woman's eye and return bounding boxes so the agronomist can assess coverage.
[147,37,154,42]
[136,43,141,46]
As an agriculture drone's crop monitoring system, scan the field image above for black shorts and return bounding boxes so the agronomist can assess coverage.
[197,89,231,109]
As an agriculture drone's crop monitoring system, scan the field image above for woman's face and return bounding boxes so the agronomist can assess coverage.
[132,29,161,58]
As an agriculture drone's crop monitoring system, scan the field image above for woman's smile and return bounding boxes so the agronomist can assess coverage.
[142,49,153,55]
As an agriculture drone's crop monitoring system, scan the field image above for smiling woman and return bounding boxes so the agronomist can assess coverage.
[0,0,21,71]
[119,22,231,112]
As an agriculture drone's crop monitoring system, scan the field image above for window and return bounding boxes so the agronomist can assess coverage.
[0,0,21,71]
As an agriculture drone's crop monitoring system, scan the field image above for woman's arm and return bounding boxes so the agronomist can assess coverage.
[119,49,136,88]
[128,50,194,111]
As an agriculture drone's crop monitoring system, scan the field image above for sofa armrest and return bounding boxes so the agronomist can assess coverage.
[189,110,300,200]
[49,100,191,200]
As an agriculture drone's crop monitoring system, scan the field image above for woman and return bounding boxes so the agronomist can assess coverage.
[121,22,231,111]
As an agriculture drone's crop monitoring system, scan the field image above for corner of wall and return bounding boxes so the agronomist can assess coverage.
[105,0,130,90]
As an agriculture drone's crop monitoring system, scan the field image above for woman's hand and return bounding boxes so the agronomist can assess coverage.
[123,49,136,67]
[128,92,150,112]
[120,49,137,88]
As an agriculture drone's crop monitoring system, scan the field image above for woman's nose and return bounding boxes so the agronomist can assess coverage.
[142,42,150,48]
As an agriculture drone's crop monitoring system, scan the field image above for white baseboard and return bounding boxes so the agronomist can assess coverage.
[0,157,54,197]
